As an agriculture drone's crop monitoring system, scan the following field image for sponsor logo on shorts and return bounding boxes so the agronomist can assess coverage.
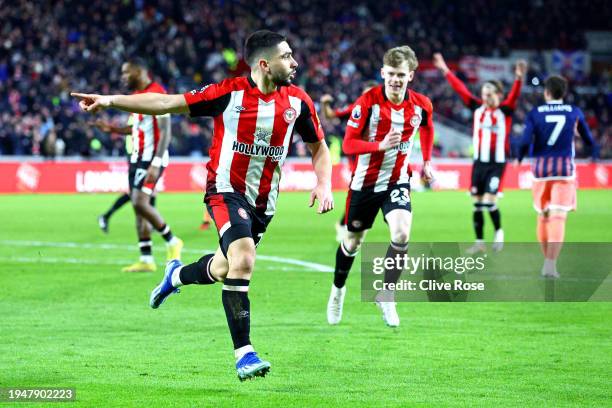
[238,208,249,220]
[351,220,363,229]
[283,107,297,123]
[489,176,500,190]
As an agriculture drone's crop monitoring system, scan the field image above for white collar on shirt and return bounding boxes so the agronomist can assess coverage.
[547,100,563,104]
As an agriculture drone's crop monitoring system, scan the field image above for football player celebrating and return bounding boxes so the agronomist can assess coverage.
[72,30,333,381]
[327,46,434,328]
[433,53,526,253]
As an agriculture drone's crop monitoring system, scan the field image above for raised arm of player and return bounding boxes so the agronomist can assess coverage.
[433,53,480,108]
[72,92,189,116]
[502,60,527,110]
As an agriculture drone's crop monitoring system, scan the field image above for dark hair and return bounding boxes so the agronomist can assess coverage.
[244,30,287,66]
[544,75,568,99]
[125,57,149,71]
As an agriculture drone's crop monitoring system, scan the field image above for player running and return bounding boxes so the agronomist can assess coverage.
[515,75,597,278]
[326,46,434,328]
[320,80,378,242]
[433,53,526,253]
[72,30,334,381]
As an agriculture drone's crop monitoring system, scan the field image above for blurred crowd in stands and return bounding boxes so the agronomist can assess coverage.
[0,0,610,158]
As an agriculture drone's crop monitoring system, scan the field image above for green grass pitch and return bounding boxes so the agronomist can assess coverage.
[1,189,611,407]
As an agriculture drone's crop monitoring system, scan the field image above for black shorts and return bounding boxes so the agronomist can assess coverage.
[205,192,273,258]
[344,183,412,232]
[471,161,505,196]
[128,161,165,194]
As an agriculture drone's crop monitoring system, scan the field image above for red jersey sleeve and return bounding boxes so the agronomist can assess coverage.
[418,97,435,161]
[334,104,353,120]
[342,94,381,155]
[183,80,232,117]
[147,82,167,94]
[500,79,522,111]
[445,71,481,110]
[294,92,325,143]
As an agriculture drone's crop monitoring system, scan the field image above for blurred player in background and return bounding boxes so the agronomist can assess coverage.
[516,75,597,278]
[98,59,183,272]
[327,46,434,328]
[320,80,378,242]
[72,30,334,381]
[433,53,526,253]
[93,119,157,234]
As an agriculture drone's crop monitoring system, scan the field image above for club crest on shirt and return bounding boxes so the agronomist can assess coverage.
[238,208,249,220]
[283,107,297,123]
[351,105,362,120]
[410,114,422,127]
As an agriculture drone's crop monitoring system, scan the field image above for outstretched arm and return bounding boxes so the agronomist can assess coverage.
[72,92,189,116]
[502,60,527,110]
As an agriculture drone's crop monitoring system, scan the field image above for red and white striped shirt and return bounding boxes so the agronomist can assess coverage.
[184,76,324,215]
[445,72,522,163]
[343,86,434,192]
[130,82,170,165]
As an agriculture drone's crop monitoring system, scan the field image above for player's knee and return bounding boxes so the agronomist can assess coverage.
[549,210,567,220]
[344,235,364,253]
[390,229,410,244]
[229,251,256,277]
[132,197,149,213]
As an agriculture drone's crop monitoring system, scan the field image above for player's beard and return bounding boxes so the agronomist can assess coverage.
[270,69,295,87]
[122,76,139,91]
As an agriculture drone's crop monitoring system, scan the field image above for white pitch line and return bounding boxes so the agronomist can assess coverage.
[1,256,133,266]
[0,256,315,272]
[0,240,334,273]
